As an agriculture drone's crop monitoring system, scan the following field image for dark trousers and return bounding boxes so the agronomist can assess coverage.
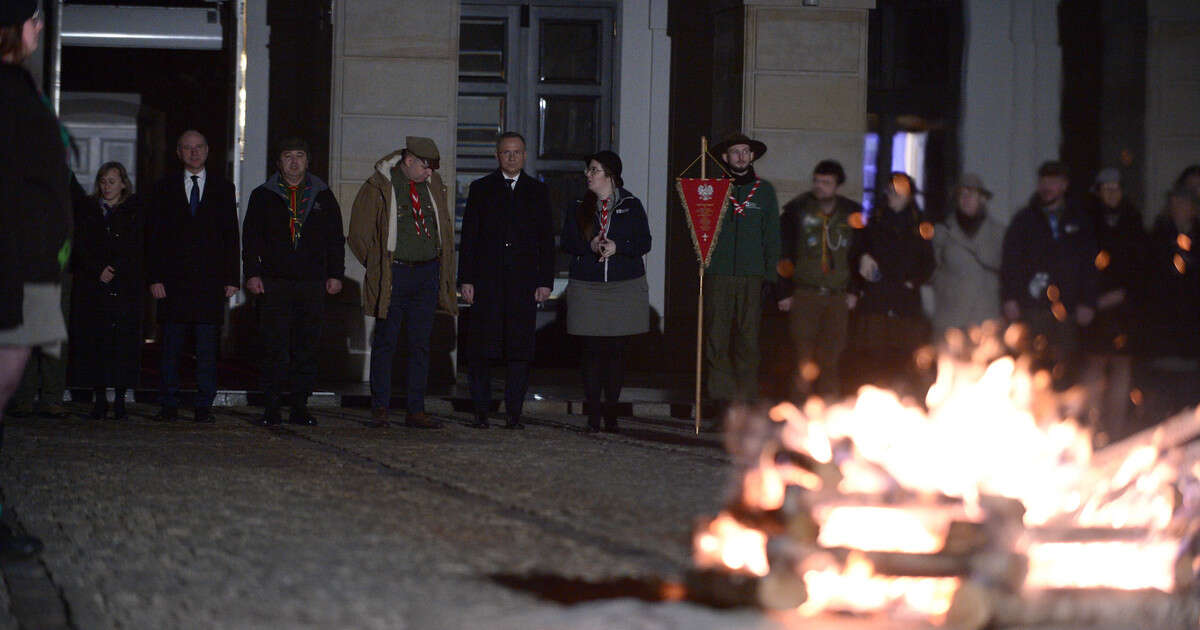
[160,322,219,409]
[581,335,626,420]
[259,278,325,409]
[370,260,439,413]
[470,359,530,419]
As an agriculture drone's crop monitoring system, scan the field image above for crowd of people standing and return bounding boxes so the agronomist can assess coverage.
[706,129,1200,438]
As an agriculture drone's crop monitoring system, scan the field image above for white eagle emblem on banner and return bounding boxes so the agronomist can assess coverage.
[697,184,714,200]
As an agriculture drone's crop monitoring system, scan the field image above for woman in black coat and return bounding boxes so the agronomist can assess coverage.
[0,4,73,419]
[1147,186,1200,358]
[70,162,144,419]
[847,172,936,395]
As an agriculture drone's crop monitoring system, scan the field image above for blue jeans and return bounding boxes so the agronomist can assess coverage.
[160,322,219,409]
[370,260,439,412]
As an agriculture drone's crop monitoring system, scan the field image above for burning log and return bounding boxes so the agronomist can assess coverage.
[1090,406,1200,472]
[682,568,807,610]
[947,581,1200,630]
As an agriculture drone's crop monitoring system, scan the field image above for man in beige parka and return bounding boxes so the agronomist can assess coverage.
[348,136,457,428]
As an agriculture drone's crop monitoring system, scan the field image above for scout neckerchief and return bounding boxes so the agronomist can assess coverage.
[279,176,314,248]
[598,197,612,238]
[409,181,431,238]
[731,179,761,216]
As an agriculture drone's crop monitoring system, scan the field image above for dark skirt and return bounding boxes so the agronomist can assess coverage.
[565,276,649,337]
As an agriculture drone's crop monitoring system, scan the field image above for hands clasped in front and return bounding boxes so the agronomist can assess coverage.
[590,234,616,261]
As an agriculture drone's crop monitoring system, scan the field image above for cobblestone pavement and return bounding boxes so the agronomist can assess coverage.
[0,400,794,630]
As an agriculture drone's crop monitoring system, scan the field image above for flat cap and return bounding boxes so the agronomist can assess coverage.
[405,136,440,170]
[956,172,992,199]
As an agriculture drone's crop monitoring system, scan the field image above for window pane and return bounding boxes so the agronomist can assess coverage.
[457,95,504,158]
[537,96,598,160]
[539,20,599,84]
[454,170,492,236]
[539,170,588,276]
[459,18,506,80]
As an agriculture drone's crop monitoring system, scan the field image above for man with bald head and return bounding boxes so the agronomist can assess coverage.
[147,130,240,423]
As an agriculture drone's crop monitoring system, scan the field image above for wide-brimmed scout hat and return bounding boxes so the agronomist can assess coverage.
[955,172,992,199]
[712,132,767,162]
[405,136,440,170]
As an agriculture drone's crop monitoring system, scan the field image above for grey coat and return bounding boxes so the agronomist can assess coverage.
[930,214,1006,334]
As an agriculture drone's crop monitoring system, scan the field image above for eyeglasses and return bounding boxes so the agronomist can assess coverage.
[584,167,604,176]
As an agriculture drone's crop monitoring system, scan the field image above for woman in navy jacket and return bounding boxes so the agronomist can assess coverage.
[561,151,651,432]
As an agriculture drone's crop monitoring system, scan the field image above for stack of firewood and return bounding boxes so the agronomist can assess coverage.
[689,404,1200,629]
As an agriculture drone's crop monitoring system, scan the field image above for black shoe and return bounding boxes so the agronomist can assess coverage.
[404,412,442,429]
[366,408,389,428]
[193,407,214,423]
[112,397,127,420]
[0,525,42,560]
[257,407,282,427]
[469,414,489,429]
[90,397,109,420]
[288,408,317,426]
[154,406,178,422]
[503,416,524,430]
[603,403,619,433]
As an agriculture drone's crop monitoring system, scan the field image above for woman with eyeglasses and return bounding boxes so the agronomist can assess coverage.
[70,162,145,420]
[0,0,72,558]
[561,151,652,432]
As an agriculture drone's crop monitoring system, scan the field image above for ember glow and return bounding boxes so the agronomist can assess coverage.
[692,327,1200,622]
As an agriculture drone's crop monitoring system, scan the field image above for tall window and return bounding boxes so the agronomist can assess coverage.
[457,2,616,279]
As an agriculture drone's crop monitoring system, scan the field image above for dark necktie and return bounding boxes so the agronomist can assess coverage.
[189,175,200,215]
[507,178,517,191]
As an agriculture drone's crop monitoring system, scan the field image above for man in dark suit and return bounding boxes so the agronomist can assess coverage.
[457,132,555,429]
[147,130,240,423]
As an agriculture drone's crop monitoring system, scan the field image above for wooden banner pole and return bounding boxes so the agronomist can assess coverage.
[695,136,707,434]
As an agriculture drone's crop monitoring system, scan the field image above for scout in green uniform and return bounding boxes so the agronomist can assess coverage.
[703,133,781,407]
[777,160,862,398]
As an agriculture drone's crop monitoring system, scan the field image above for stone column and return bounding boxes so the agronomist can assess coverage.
[960,0,1061,221]
[328,0,460,382]
[1144,0,1200,218]
[739,0,874,206]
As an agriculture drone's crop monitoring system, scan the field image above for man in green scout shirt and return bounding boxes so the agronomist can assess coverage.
[348,137,458,429]
[703,133,781,411]
[777,160,862,399]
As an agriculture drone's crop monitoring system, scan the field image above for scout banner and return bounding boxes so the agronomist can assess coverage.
[675,177,732,267]
[675,137,732,433]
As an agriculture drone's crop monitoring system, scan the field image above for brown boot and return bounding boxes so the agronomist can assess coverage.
[367,407,389,428]
[404,411,441,429]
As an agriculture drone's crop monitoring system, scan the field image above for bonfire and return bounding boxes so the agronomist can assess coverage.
[691,323,1200,629]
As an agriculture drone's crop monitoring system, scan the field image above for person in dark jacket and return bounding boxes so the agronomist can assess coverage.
[561,151,652,432]
[1147,185,1200,359]
[1080,168,1146,436]
[847,172,935,394]
[458,132,555,430]
[1001,161,1099,380]
[243,137,344,426]
[147,130,240,423]
[0,0,71,561]
[70,162,144,420]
